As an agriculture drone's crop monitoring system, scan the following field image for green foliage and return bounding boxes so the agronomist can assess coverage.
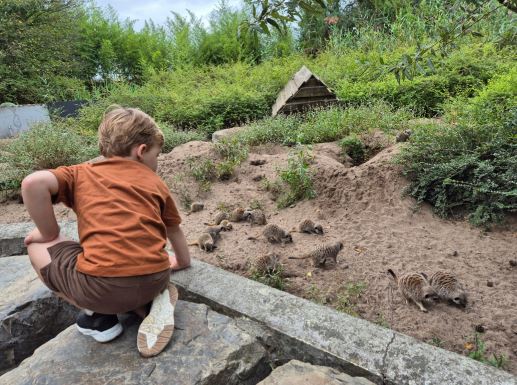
[0,122,98,191]
[166,173,193,210]
[186,157,216,191]
[397,70,517,227]
[335,282,366,316]
[239,102,411,146]
[250,263,286,291]
[339,135,366,165]
[161,125,204,153]
[276,146,316,208]
[467,333,508,369]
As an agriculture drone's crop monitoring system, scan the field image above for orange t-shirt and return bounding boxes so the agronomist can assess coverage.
[50,157,181,277]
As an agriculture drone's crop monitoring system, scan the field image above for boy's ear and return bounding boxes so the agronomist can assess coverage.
[135,143,148,159]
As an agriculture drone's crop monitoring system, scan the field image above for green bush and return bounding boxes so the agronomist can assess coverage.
[397,111,516,227]
[339,135,365,165]
[239,102,411,147]
[0,122,98,190]
[161,125,204,153]
[276,146,316,208]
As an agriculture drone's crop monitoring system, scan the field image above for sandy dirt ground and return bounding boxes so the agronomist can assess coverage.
[1,139,516,374]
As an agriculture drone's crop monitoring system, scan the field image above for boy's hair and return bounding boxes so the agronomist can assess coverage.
[98,106,164,157]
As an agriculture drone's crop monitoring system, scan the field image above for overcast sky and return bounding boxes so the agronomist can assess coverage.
[94,0,242,29]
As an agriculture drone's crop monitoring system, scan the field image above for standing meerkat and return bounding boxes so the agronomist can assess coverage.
[248,224,293,245]
[251,253,280,275]
[244,209,267,225]
[425,271,468,308]
[291,219,324,234]
[188,233,217,252]
[289,241,343,267]
[387,269,439,312]
[205,225,223,242]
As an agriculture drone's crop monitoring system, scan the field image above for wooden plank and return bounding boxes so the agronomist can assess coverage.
[294,86,334,98]
[292,66,313,88]
[279,99,340,114]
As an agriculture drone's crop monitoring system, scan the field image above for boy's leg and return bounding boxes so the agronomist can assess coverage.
[26,234,80,308]
[28,235,123,343]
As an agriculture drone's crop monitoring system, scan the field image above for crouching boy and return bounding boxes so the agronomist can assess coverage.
[21,106,190,357]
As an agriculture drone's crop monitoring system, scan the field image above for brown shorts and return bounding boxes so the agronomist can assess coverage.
[40,241,170,314]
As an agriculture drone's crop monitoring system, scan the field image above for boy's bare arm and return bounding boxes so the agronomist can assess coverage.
[166,224,191,271]
[21,171,60,244]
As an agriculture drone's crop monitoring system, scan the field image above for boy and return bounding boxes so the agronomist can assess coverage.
[21,106,190,357]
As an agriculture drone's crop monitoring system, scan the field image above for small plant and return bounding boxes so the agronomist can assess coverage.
[276,145,316,208]
[305,284,326,304]
[186,157,216,191]
[428,336,444,348]
[249,263,286,291]
[216,160,236,180]
[166,173,193,210]
[248,199,263,210]
[335,282,366,316]
[216,202,231,212]
[374,313,390,328]
[339,135,365,165]
[215,137,249,164]
[261,177,283,201]
[466,333,508,369]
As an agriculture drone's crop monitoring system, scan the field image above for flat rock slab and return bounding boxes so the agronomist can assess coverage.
[0,301,269,385]
[0,221,78,257]
[0,256,78,374]
[212,126,246,143]
[259,360,374,385]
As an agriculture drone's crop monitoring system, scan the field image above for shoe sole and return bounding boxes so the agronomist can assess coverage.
[76,322,123,343]
[137,282,178,357]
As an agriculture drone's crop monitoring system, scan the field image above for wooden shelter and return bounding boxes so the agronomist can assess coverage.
[271,66,339,117]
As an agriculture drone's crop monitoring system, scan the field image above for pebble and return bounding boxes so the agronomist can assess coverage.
[509,260,517,267]
[487,281,494,287]
[475,325,486,333]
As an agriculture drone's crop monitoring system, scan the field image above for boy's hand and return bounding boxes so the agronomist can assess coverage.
[24,228,59,246]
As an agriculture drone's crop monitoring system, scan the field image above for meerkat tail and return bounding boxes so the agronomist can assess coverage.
[288,255,311,260]
[203,222,216,226]
[187,241,199,246]
[387,269,397,281]
[247,236,259,241]
[420,272,428,279]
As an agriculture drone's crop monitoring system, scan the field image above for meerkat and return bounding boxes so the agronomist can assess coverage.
[205,225,223,242]
[188,233,217,252]
[248,224,293,245]
[288,241,343,267]
[204,211,229,226]
[251,253,280,275]
[244,209,267,225]
[186,202,204,215]
[229,207,246,222]
[387,269,439,312]
[290,219,324,234]
[219,219,233,231]
[424,271,468,308]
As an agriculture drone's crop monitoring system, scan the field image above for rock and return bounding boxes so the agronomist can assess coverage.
[0,256,78,374]
[486,281,494,287]
[252,174,265,182]
[0,301,269,385]
[509,260,517,267]
[257,360,374,385]
[212,126,247,143]
[475,325,485,333]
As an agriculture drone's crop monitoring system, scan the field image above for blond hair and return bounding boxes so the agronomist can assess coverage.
[98,106,164,157]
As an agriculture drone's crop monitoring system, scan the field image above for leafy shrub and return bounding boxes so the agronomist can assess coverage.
[239,102,412,147]
[0,122,97,190]
[276,146,316,208]
[249,263,286,291]
[397,107,516,227]
[186,157,216,191]
[339,135,365,165]
[161,125,204,153]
